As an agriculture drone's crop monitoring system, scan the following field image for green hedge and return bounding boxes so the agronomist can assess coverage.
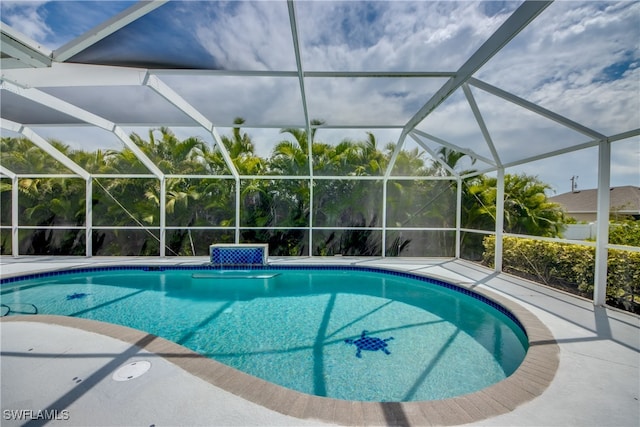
[483,236,640,313]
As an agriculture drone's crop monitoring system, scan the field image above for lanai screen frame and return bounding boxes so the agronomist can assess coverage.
[1,0,639,308]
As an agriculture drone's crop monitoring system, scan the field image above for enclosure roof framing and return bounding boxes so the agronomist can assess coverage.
[401,0,553,137]
[0,0,637,198]
[52,0,168,62]
[0,24,51,69]
[467,78,608,141]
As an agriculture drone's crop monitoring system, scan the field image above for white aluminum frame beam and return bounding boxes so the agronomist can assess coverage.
[607,129,640,143]
[288,0,316,252]
[496,128,640,171]
[468,78,607,140]
[1,118,89,179]
[143,73,242,243]
[383,133,409,179]
[21,127,91,180]
[287,0,314,175]
[412,129,496,166]
[0,24,52,69]
[408,132,459,177]
[148,70,456,78]
[462,83,502,167]
[402,0,552,136]
[304,71,455,78]
[2,63,148,89]
[143,74,239,178]
[0,165,16,179]
[1,67,453,85]
[0,80,164,178]
[3,118,94,256]
[54,1,169,62]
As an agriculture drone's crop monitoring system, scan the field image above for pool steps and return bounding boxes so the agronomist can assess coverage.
[192,273,280,279]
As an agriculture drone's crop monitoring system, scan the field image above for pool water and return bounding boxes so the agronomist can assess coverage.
[0,267,528,402]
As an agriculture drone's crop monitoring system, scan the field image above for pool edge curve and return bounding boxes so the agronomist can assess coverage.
[0,271,559,426]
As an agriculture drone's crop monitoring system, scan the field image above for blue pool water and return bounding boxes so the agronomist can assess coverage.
[0,266,528,402]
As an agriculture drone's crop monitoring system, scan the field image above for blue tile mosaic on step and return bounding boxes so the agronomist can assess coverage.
[210,247,265,265]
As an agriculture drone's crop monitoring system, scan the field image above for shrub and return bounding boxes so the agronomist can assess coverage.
[483,236,640,313]
[609,220,640,246]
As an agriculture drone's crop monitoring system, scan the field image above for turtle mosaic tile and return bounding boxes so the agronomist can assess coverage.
[344,330,394,358]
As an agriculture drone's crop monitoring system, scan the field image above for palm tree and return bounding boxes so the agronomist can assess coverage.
[386,142,430,176]
[310,132,391,256]
[1,137,74,174]
[68,148,117,174]
[432,146,476,176]
[130,127,212,174]
[270,119,325,176]
[220,118,265,175]
[358,132,387,175]
[461,173,566,260]
[0,138,87,255]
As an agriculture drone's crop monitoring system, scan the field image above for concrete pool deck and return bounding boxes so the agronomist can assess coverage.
[1,256,638,426]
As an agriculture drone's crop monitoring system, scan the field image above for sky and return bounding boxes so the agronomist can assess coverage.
[1,0,638,195]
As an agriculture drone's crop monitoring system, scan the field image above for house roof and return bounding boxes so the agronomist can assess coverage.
[549,186,640,214]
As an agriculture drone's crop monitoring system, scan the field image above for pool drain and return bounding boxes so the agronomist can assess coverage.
[112,361,151,381]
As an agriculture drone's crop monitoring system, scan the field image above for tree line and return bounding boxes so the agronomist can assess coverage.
[0,119,566,257]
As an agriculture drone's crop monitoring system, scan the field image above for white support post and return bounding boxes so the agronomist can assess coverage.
[12,176,19,257]
[86,178,92,257]
[382,177,387,257]
[159,177,166,257]
[235,180,241,244]
[455,177,462,259]
[309,176,314,256]
[594,140,610,306]
[307,132,314,256]
[494,168,505,272]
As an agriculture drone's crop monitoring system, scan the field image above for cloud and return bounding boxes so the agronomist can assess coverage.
[610,137,640,187]
[161,74,305,126]
[476,1,640,133]
[191,1,296,71]
[295,1,515,71]
[2,0,637,193]
[305,76,446,125]
[1,1,52,44]
[0,1,136,49]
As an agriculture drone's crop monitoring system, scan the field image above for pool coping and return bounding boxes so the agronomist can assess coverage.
[0,268,560,426]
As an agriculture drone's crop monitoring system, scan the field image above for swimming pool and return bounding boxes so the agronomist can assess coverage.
[0,265,528,402]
